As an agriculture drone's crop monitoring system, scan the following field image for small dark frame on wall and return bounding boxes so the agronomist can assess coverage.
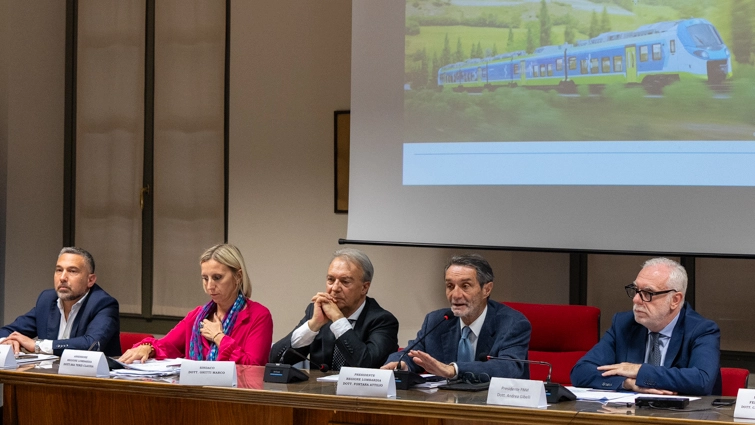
[334,110,350,213]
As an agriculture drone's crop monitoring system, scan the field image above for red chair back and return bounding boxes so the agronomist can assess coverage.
[721,367,749,396]
[119,332,154,355]
[504,302,600,385]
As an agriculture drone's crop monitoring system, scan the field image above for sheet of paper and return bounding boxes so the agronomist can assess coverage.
[316,374,340,382]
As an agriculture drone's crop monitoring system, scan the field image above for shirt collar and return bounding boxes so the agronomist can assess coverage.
[57,290,90,315]
[651,309,681,338]
[346,298,367,322]
[460,304,488,338]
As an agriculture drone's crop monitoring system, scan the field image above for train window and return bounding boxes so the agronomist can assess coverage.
[640,45,649,62]
[581,59,588,74]
[602,57,610,73]
[652,43,662,60]
[533,65,539,77]
[556,58,563,71]
[590,58,599,73]
[547,64,553,76]
[614,56,623,72]
[513,63,519,74]
[569,57,577,70]
[540,64,546,76]
[670,39,676,54]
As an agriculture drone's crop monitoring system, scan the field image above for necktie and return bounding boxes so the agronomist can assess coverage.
[648,332,662,366]
[332,319,355,371]
[457,326,473,363]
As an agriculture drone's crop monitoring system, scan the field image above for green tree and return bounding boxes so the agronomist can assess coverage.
[477,42,483,58]
[599,6,611,35]
[454,37,465,62]
[430,51,440,88]
[441,33,451,67]
[539,0,552,47]
[492,43,499,56]
[507,27,515,50]
[526,26,535,53]
[589,10,600,38]
[731,0,754,64]
[564,14,576,44]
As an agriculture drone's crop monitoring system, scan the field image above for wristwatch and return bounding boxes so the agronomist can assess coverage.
[34,339,41,354]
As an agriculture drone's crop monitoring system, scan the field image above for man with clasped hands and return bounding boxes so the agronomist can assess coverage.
[382,254,531,380]
[571,257,721,395]
[270,248,398,371]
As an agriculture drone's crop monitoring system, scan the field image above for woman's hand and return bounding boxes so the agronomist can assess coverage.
[119,344,153,364]
[201,313,225,345]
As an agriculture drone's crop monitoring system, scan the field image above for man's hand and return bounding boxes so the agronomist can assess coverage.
[381,361,408,371]
[307,293,330,332]
[408,350,456,378]
[598,362,642,379]
[622,378,677,395]
[4,332,35,354]
[0,338,22,355]
[312,293,345,323]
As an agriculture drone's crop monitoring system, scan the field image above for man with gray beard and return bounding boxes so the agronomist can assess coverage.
[571,258,720,395]
[0,247,121,356]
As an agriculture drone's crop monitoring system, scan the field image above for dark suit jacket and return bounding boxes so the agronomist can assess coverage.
[386,300,531,379]
[570,303,721,395]
[270,296,398,369]
[0,284,121,357]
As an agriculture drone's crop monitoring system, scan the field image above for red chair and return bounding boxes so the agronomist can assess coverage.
[721,367,749,396]
[504,302,600,385]
[119,332,154,355]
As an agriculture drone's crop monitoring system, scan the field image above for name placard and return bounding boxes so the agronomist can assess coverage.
[486,378,548,409]
[179,360,237,387]
[336,367,396,398]
[58,349,108,378]
[0,345,18,369]
[734,388,755,419]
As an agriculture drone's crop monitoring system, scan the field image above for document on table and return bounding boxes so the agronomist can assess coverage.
[110,358,182,377]
[569,387,700,403]
[14,354,58,364]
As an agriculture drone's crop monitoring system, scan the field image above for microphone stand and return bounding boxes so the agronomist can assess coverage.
[393,310,452,390]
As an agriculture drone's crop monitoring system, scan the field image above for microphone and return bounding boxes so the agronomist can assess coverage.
[283,346,330,373]
[264,346,320,383]
[87,341,100,351]
[484,355,576,403]
[393,309,453,390]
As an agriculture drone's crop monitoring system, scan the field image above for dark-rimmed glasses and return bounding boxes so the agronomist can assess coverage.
[624,284,677,302]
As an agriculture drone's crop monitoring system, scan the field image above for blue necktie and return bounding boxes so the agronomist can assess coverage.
[648,332,662,366]
[457,326,473,363]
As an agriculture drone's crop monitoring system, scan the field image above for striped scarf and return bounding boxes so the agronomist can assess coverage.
[188,292,246,361]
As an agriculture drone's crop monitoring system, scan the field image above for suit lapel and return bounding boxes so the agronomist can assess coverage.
[476,303,496,360]
[627,322,648,363]
[441,317,460,362]
[47,300,61,340]
[664,306,686,367]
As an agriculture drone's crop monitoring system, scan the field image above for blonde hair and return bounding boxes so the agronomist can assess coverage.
[199,244,252,298]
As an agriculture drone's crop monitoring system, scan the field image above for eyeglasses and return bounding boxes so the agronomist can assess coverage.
[624,284,677,302]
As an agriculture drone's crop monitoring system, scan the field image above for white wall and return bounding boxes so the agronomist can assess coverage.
[227,1,570,345]
[3,2,66,323]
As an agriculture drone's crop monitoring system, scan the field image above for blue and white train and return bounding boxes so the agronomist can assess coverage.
[438,19,731,92]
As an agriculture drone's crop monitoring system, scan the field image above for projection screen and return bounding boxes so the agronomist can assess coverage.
[347,0,755,256]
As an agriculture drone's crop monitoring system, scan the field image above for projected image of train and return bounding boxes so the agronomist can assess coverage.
[438,18,731,92]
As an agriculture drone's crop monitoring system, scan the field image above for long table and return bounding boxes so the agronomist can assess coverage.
[0,364,741,425]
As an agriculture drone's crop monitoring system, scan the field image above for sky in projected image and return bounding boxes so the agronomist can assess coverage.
[402,0,755,186]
